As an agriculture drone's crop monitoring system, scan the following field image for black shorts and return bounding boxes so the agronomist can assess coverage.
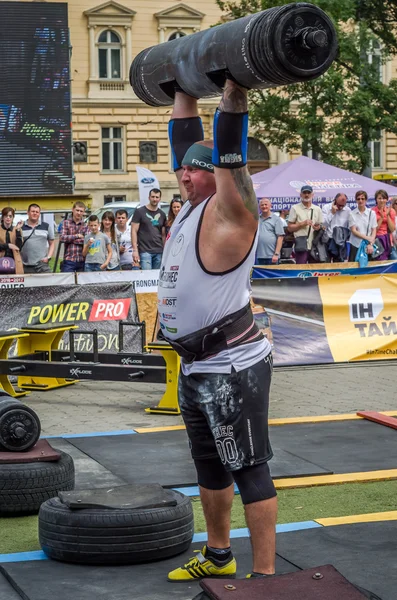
[178,354,273,471]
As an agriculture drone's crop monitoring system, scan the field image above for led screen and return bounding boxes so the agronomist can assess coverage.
[0,2,73,196]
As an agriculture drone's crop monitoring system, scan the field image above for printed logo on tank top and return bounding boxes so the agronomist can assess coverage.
[159,265,179,289]
[171,233,184,256]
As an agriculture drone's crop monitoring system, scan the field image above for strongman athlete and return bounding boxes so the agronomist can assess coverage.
[158,80,276,581]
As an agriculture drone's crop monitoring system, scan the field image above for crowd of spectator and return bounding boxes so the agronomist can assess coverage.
[1,184,396,276]
[257,185,397,266]
[0,188,183,275]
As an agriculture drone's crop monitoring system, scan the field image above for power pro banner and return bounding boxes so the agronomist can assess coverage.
[1,282,141,354]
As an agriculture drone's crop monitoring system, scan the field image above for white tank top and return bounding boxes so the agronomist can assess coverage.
[157,197,271,374]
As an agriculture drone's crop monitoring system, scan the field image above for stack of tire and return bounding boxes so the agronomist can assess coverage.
[0,392,74,516]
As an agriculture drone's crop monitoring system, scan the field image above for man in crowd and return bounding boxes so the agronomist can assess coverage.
[257,198,284,265]
[131,188,166,270]
[348,190,377,261]
[21,204,55,273]
[59,201,88,272]
[162,80,275,582]
[115,209,135,270]
[287,185,323,264]
[322,193,351,261]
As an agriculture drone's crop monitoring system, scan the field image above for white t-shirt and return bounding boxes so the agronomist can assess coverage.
[348,208,377,248]
[116,226,132,266]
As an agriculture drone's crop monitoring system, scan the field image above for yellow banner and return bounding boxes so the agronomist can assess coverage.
[319,274,397,362]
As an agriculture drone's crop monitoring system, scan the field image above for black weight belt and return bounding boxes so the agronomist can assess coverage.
[159,303,263,363]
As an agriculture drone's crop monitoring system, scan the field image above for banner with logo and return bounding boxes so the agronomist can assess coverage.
[136,165,160,206]
[1,282,141,354]
[77,270,159,343]
[252,275,397,365]
[252,262,397,280]
[319,275,397,362]
[0,273,74,289]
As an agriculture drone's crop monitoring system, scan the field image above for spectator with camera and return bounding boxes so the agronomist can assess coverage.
[287,185,323,264]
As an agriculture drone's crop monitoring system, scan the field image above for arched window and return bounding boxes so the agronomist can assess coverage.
[247,137,270,174]
[98,30,121,79]
[168,31,186,41]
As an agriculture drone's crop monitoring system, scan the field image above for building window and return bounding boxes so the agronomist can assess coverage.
[102,127,123,171]
[168,31,186,41]
[104,195,126,204]
[98,30,121,79]
[247,137,269,175]
[371,131,382,169]
[368,40,382,82]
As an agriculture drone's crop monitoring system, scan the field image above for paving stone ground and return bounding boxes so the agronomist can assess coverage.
[22,362,397,436]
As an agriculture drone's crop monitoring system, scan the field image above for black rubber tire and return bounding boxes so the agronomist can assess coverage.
[38,490,194,565]
[0,451,75,517]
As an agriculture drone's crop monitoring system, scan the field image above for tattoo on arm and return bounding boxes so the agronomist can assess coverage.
[231,167,259,221]
[219,83,248,114]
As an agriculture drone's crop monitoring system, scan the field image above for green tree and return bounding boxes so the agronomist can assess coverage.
[217,0,397,173]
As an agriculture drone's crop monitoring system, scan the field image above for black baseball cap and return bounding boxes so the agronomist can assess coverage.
[301,184,313,193]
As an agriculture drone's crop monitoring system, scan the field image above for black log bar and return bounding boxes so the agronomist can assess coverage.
[130,3,338,107]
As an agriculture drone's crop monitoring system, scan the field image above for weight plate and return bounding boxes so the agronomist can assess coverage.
[0,407,40,452]
[273,4,338,78]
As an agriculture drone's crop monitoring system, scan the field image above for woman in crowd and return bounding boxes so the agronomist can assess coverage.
[348,190,377,261]
[101,211,120,270]
[391,197,397,253]
[165,198,183,236]
[0,208,24,274]
[371,190,396,261]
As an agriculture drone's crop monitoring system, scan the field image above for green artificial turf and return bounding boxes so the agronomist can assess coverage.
[192,479,397,533]
[1,480,396,555]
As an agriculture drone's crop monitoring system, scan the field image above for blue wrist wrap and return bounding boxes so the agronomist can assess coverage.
[168,117,204,171]
[212,109,249,169]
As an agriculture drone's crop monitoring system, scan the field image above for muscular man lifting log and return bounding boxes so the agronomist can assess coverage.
[158,81,276,582]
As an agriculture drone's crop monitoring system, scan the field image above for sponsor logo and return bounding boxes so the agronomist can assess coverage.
[170,265,179,271]
[166,326,177,333]
[121,357,143,365]
[159,266,178,289]
[160,297,177,307]
[348,289,397,339]
[349,289,383,322]
[160,321,165,329]
[171,233,184,257]
[192,158,214,171]
[140,177,155,184]
[70,367,92,377]
[220,153,242,165]
[89,299,131,322]
[297,271,341,279]
[27,298,131,325]
[162,313,176,320]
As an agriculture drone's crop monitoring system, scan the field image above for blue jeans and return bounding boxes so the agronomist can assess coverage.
[257,258,279,265]
[61,260,85,272]
[84,263,102,272]
[140,252,162,270]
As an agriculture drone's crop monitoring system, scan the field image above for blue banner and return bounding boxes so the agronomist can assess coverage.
[252,262,397,279]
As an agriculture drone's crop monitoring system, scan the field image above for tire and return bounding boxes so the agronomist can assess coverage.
[39,490,194,565]
[0,451,75,517]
